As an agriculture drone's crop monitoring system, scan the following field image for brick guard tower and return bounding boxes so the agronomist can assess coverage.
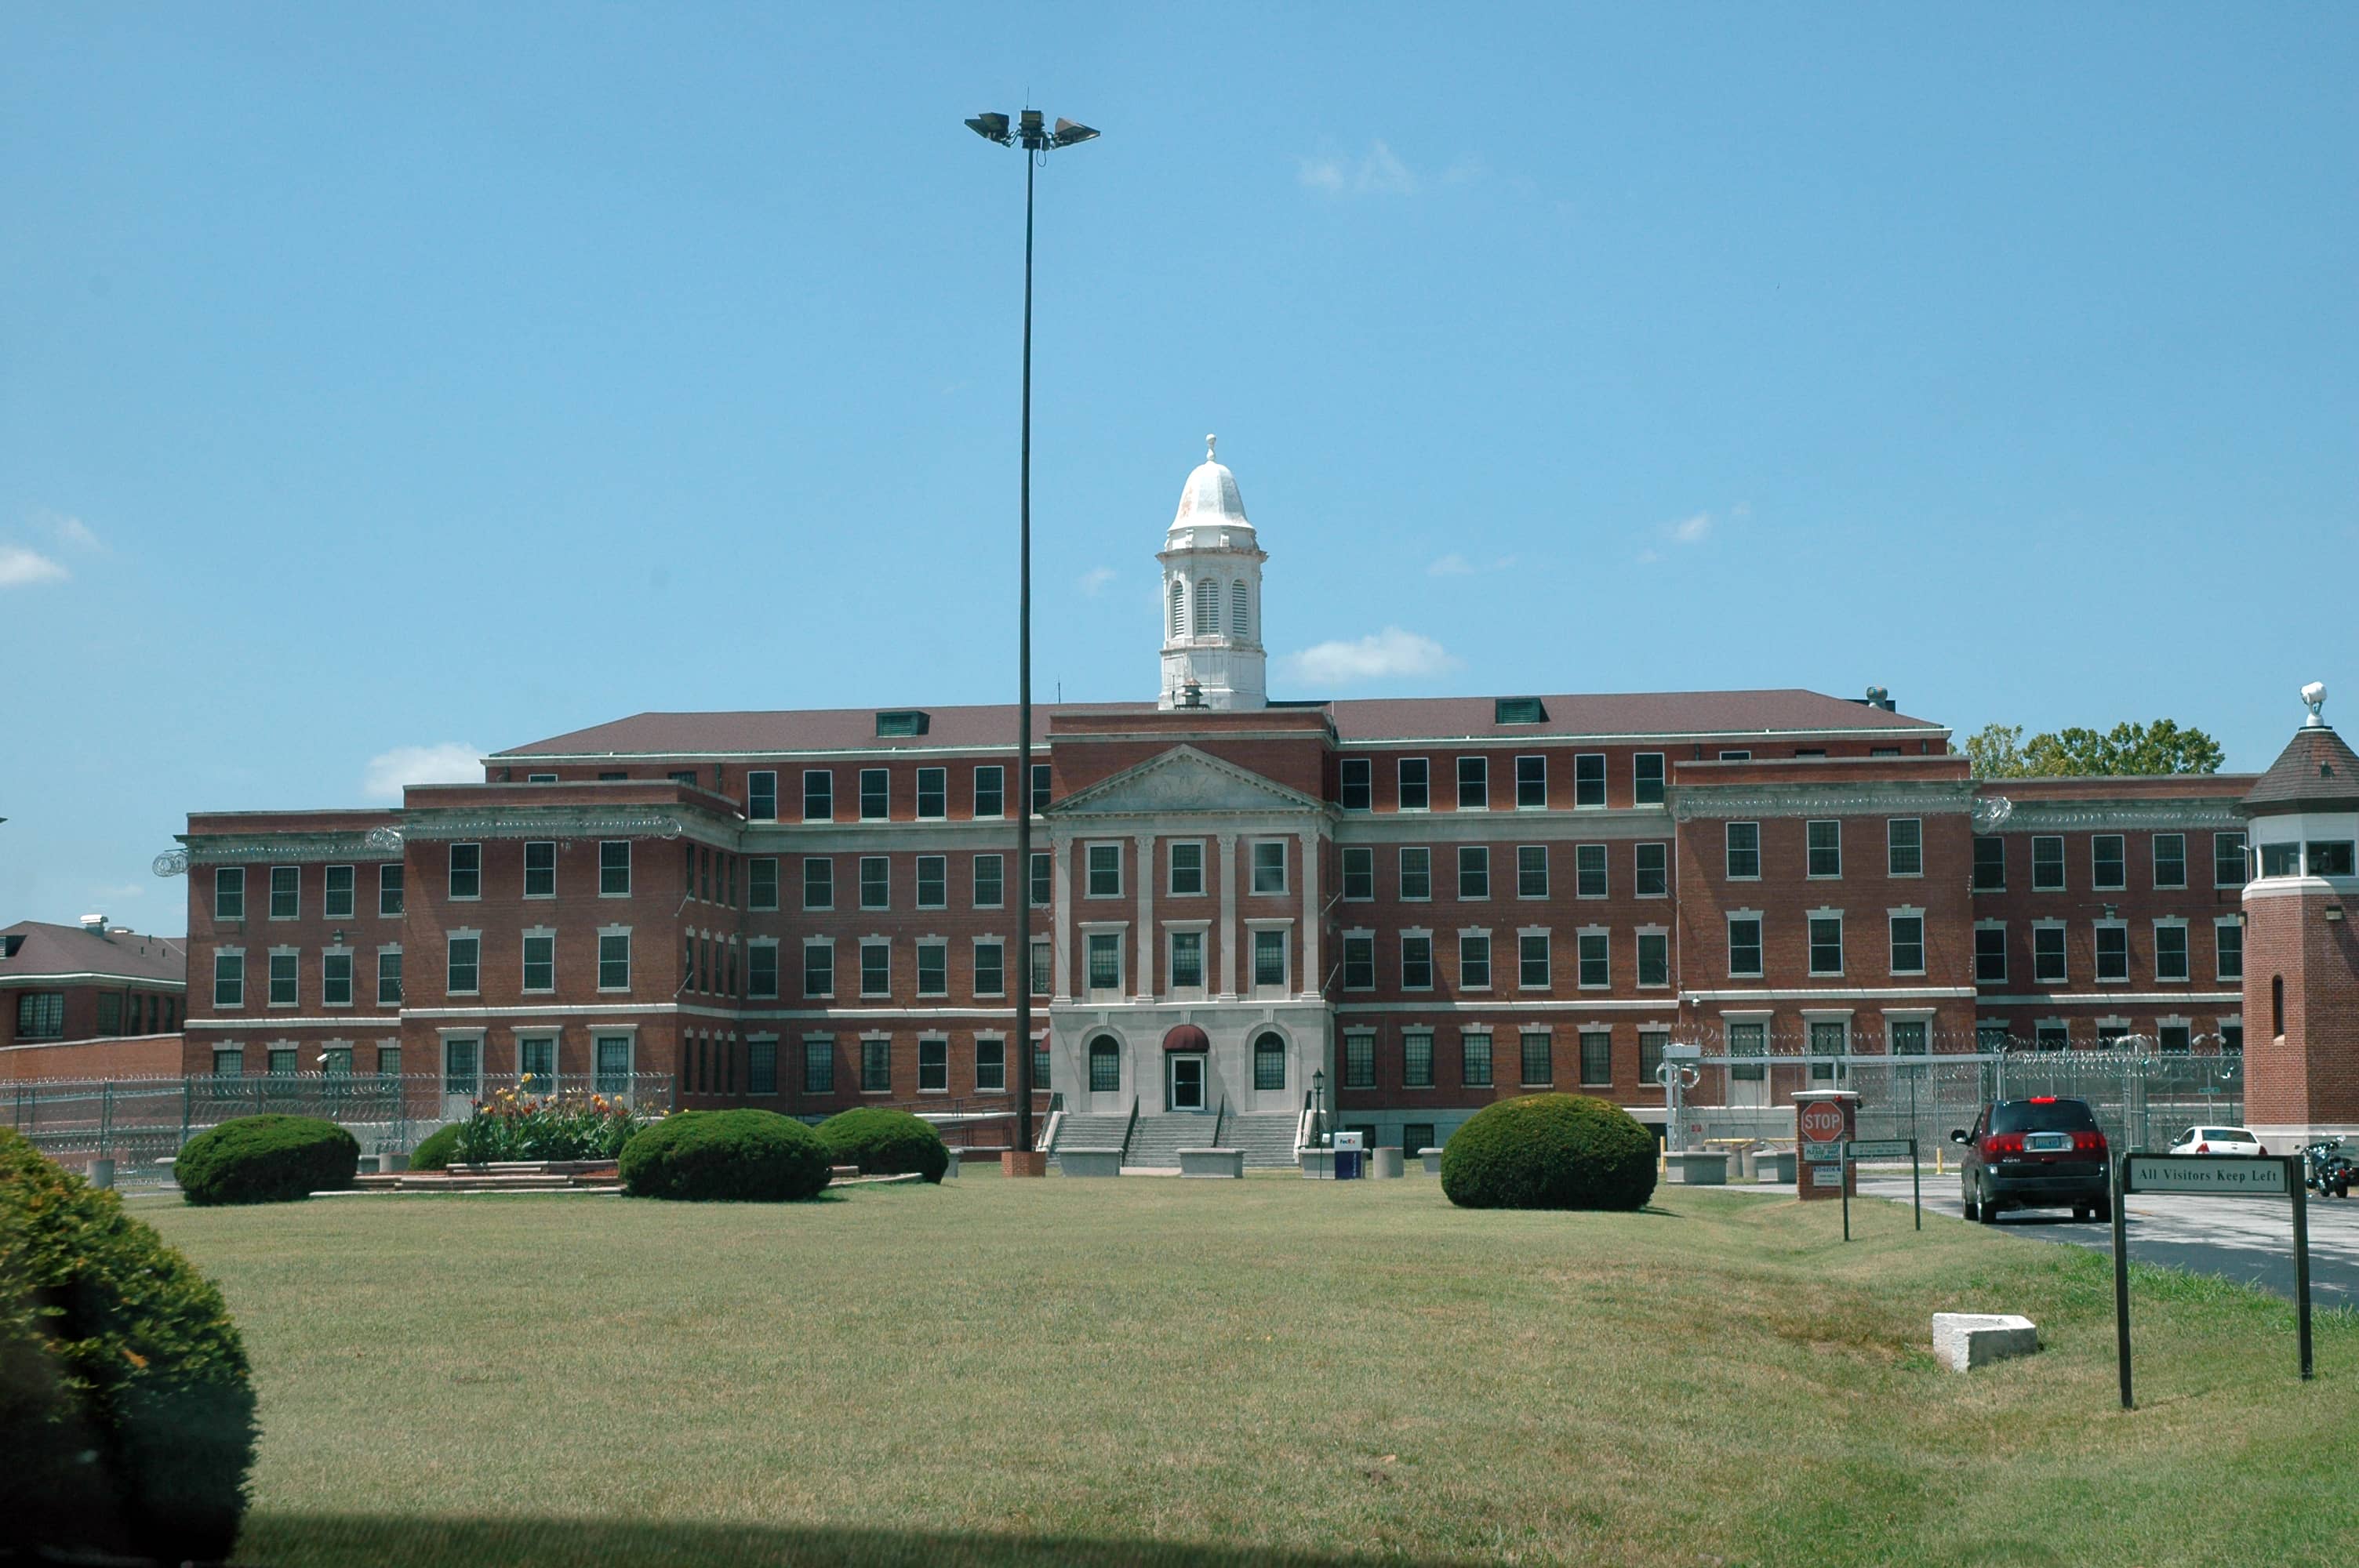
[2241,681,2359,1147]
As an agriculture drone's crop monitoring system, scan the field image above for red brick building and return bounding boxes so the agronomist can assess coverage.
[162,442,2317,1153]
[0,918,185,1081]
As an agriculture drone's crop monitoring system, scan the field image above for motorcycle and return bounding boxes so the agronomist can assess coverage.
[2302,1139,2354,1200]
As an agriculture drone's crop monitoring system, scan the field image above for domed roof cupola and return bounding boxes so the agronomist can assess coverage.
[1169,434,1254,542]
[1158,434,1268,713]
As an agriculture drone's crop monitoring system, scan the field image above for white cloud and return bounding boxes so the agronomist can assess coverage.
[1427,552,1517,577]
[38,510,103,551]
[0,545,67,588]
[1280,627,1462,687]
[363,742,483,801]
[1077,565,1117,597]
[1668,511,1713,545]
[1298,139,1422,198]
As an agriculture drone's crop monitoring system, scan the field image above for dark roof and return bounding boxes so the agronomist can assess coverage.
[2242,724,2359,815]
[0,921,186,986]
[499,689,1940,758]
[1327,690,1940,742]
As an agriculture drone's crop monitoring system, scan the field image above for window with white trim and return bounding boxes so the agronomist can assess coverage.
[974,854,1004,909]
[1886,818,1921,877]
[973,765,1005,819]
[1727,916,1762,978]
[1808,914,1844,976]
[804,1036,834,1094]
[1576,844,1606,898]
[1455,845,1488,900]
[1515,754,1547,808]
[1340,758,1372,811]
[803,856,834,910]
[522,841,556,898]
[2153,833,2186,890]
[446,935,480,995]
[323,950,353,1007]
[1398,757,1430,811]
[1458,931,1491,989]
[747,771,778,822]
[2215,918,2243,982]
[860,768,889,820]
[1169,840,1205,896]
[975,938,1005,997]
[2032,835,2065,891]
[748,942,778,999]
[2095,922,2129,983]
[1400,847,1431,901]
[1252,927,1288,989]
[376,948,402,1006]
[917,941,947,997]
[916,855,947,909]
[1521,1029,1553,1085]
[802,941,834,999]
[1086,844,1121,898]
[917,768,947,819]
[1342,847,1373,900]
[1633,753,1665,806]
[1576,930,1608,989]
[1403,1029,1434,1087]
[1401,933,1434,990]
[522,932,555,993]
[214,866,245,920]
[1342,932,1375,990]
[860,941,891,998]
[918,1036,949,1091]
[1520,931,1551,989]
[1574,753,1605,808]
[1635,842,1667,898]
[268,950,298,1006]
[2033,923,2066,983]
[325,865,355,920]
[2092,834,2126,891]
[447,846,479,902]
[1517,844,1548,898]
[1250,840,1288,895]
[1169,929,1205,991]
[1637,930,1669,988]
[1462,1031,1493,1087]
[1889,913,1925,975]
[1579,1030,1612,1087]
[1085,931,1122,993]
[976,1036,1006,1092]
[1975,924,2006,984]
[1344,1031,1376,1088]
[802,769,834,822]
[863,1037,892,1093]
[1457,756,1488,809]
[271,865,300,919]
[860,856,889,909]
[1726,822,1760,880]
[599,840,631,896]
[1806,821,1841,878]
[2214,831,2247,888]
[598,931,631,991]
[2154,921,2189,983]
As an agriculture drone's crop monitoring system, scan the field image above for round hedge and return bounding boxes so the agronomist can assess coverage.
[174,1114,360,1206]
[1440,1094,1658,1212]
[1,1130,258,1562]
[407,1122,463,1172]
[619,1110,831,1202]
[816,1107,951,1184]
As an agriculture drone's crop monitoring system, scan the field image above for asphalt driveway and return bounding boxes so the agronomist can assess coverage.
[1852,1170,2359,1308]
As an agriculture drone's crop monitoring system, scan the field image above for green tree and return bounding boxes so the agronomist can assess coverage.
[1965,719,2223,779]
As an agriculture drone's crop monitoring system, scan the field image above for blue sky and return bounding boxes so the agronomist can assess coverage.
[2,4,2352,933]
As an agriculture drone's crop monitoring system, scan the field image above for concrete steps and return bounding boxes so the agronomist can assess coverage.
[1226,1113,1302,1169]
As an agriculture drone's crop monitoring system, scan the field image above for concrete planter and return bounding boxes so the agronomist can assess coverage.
[1178,1148,1243,1178]
[1299,1149,1336,1180]
[1369,1147,1405,1179]
[1058,1148,1123,1178]
[1663,1151,1728,1185]
[1750,1150,1795,1183]
[943,1149,961,1179]
[377,1151,410,1174]
[1419,1148,1443,1175]
[87,1158,115,1189]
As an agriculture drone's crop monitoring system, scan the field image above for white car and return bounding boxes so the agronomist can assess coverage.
[2168,1126,2267,1156]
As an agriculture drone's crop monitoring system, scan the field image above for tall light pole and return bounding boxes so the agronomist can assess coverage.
[966,109,1098,1173]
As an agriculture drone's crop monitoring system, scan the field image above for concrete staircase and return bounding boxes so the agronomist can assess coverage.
[1049,1114,1132,1168]
[1122,1114,1222,1169]
[1225,1113,1301,1169]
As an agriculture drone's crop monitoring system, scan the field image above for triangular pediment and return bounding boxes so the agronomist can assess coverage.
[1049,746,1327,818]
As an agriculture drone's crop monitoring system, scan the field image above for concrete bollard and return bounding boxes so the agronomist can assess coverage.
[377,1151,409,1174]
[88,1158,116,1189]
[1932,1313,2039,1371]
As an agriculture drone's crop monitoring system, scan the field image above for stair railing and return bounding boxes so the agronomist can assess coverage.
[1209,1094,1227,1149]
[1120,1095,1140,1163]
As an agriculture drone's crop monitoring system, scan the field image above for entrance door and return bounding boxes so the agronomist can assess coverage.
[1726,1022,1769,1109]
[1169,1053,1207,1112]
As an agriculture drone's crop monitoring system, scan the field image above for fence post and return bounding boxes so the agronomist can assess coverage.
[100,1082,114,1162]
[182,1076,193,1150]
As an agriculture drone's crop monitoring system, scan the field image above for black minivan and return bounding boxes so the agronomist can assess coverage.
[1950,1097,2111,1222]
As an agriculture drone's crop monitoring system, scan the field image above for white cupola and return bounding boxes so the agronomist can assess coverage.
[1158,434,1268,712]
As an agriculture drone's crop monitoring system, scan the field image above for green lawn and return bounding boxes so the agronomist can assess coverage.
[135,1171,2355,1568]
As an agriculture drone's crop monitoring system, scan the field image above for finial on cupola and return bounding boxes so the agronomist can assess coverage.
[2303,681,2328,729]
[1206,433,1217,462]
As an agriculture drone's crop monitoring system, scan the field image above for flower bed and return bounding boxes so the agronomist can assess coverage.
[452,1082,648,1165]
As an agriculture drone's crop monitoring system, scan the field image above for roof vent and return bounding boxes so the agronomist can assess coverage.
[1864,684,1896,712]
[1494,697,1548,725]
[80,913,108,936]
[1,935,22,959]
[874,710,930,738]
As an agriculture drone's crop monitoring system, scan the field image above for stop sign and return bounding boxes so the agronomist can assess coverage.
[1799,1102,1846,1144]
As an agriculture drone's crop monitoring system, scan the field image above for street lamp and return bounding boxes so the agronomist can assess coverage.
[966,107,1100,1174]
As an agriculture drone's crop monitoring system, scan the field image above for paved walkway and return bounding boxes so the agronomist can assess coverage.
[1842,1169,2359,1307]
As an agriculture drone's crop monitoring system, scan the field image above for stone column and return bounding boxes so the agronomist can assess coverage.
[1299,827,1320,1000]
[1217,833,1238,1000]
[1051,834,1073,1004]
[1135,832,1156,1002]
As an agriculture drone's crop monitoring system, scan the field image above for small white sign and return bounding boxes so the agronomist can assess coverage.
[2125,1156,2287,1197]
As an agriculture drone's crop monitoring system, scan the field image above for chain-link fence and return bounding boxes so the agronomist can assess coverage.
[1674,1038,2244,1157]
[6,1073,678,1188]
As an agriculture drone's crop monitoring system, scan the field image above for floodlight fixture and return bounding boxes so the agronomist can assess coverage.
[965,112,1012,145]
[1052,118,1099,147]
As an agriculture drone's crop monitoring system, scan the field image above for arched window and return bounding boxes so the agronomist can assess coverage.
[1195,578,1219,637]
[1232,580,1250,640]
[1089,1035,1121,1094]
[1253,1031,1286,1091]
[1169,579,1186,638]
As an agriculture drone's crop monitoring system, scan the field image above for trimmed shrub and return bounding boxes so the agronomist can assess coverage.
[174,1113,360,1206]
[409,1121,463,1171]
[816,1106,951,1184]
[1441,1094,1658,1212]
[0,1130,258,1562]
[620,1110,831,1202]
